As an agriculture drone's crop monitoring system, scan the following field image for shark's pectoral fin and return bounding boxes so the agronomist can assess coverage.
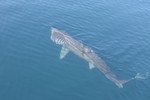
[60,46,69,59]
[89,62,95,69]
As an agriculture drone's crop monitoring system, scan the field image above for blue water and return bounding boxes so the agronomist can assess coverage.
[0,0,150,100]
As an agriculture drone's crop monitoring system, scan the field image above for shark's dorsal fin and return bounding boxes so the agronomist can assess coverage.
[89,62,95,69]
[60,46,69,59]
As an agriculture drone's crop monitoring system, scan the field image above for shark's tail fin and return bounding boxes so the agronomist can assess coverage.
[115,80,130,88]
[116,72,150,88]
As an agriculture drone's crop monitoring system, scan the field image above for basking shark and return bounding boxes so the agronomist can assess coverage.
[50,27,133,88]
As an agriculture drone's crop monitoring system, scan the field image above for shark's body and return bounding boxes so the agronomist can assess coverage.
[50,27,131,88]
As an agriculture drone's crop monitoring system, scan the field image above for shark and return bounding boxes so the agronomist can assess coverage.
[50,27,133,88]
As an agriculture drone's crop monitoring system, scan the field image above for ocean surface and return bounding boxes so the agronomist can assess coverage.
[0,0,150,100]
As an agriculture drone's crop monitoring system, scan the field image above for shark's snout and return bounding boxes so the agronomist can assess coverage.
[51,27,66,45]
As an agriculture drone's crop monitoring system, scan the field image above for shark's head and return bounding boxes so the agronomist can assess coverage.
[51,27,66,45]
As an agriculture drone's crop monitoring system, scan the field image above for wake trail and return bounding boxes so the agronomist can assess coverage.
[132,72,150,80]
